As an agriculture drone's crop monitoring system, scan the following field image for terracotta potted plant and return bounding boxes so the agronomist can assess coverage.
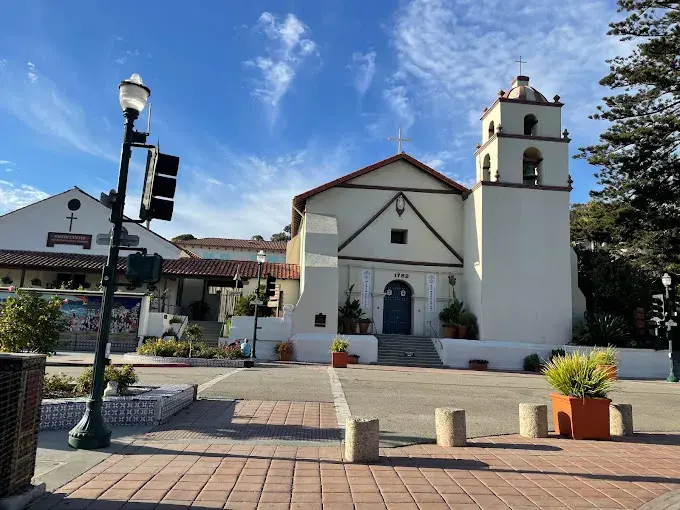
[347,353,360,364]
[457,310,477,339]
[543,350,613,440]
[439,298,464,338]
[274,340,294,361]
[469,359,489,371]
[358,318,371,334]
[330,336,350,368]
[338,285,362,334]
[593,346,618,380]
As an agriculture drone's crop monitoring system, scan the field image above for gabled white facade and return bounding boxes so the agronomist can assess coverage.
[0,187,182,259]
[289,75,585,345]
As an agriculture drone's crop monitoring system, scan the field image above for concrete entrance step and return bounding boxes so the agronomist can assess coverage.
[187,320,223,346]
[375,334,443,368]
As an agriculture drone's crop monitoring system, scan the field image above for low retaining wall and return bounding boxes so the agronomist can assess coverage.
[58,333,137,353]
[122,353,248,367]
[291,334,378,364]
[40,384,196,430]
[436,338,670,379]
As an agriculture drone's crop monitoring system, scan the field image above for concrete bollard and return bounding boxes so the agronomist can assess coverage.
[519,403,549,438]
[435,408,467,447]
[345,418,380,463]
[610,404,634,436]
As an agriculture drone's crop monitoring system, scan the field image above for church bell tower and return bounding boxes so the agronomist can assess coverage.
[463,75,573,345]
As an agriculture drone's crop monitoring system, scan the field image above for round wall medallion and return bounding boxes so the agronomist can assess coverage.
[67,199,81,211]
[386,289,393,296]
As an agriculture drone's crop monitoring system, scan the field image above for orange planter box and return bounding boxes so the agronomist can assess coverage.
[550,393,611,440]
[331,352,348,368]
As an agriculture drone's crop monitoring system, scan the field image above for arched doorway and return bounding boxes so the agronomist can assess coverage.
[383,281,412,335]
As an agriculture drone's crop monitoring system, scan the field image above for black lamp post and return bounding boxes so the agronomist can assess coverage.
[68,74,150,449]
[662,272,678,383]
[251,250,266,360]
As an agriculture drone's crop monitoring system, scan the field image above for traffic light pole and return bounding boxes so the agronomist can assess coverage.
[666,286,678,383]
[251,262,263,359]
[68,108,138,449]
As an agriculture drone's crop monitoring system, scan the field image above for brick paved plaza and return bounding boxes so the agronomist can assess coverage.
[33,362,680,509]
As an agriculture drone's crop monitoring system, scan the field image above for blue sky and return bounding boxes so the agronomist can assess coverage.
[0,0,625,239]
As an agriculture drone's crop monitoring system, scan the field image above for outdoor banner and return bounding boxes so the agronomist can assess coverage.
[427,274,437,313]
[0,291,142,334]
[360,269,372,309]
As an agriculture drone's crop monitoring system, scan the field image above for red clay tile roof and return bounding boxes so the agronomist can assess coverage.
[174,238,288,251]
[291,153,468,236]
[0,250,299,279]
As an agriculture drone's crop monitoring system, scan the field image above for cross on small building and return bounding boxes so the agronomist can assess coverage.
[66,213,78,232]
[388,128,411,154]
[515,56,527,75]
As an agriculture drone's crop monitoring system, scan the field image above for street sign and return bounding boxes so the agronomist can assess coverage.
[95,227,140,247]
[251,299,263,305]
[667,320,677,328]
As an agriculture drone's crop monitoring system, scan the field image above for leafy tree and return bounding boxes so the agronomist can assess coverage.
[251,235,264,241]
[184,323,203,358]
[172,234,196,242]
[0,289,68,355]
[577,0,680,273]
[270,232,289,242]
[232,285,272,317]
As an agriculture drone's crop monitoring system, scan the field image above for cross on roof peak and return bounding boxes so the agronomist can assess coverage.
[388,128,411,154]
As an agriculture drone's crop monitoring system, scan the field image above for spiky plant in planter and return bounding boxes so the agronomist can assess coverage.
[543,350,613,440]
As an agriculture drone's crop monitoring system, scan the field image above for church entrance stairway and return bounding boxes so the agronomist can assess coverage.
[376,335,444,368]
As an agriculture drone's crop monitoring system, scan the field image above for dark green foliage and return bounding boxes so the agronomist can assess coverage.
[576,0,680,273]
[171,234,196,242]
[136,338,244,360]
[338,285,364,321]
[438,298,465,326]
[523,353,542,372]
[572,313,631,347]
[233,288,272,317]
[543,351,613,399]
[0,289,68,355]
[549,348,566,361]
[74,365,138,394]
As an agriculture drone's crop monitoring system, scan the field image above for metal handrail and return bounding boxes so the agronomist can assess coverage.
[428,321,443,351]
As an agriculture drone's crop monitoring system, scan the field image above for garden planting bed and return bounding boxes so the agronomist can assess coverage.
[40,383,197,431]
[123,353,250,367]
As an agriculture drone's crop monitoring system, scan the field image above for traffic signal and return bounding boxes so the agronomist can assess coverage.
[126,253,163,284]
[265,274,277,298]
[140,146,180,222]
[651,294,665,323]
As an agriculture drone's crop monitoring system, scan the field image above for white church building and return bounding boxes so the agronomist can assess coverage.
[284,75,585,351]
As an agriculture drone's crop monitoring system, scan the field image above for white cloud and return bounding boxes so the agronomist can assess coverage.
[151,140,353,239]
[27,61,37,83]
[350,51,377,97]
[245,12,318,122]
[0,181,49,215]
[0,60,117,162]
[0,160,12,165]
[388,0,627,140]
[383,85,414,129]
[115,58,126,65]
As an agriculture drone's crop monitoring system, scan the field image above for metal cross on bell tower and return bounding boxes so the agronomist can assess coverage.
[388,128,411,154]
[515,56,527,75]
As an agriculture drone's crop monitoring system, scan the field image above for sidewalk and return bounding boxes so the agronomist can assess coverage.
[32,432,680,509]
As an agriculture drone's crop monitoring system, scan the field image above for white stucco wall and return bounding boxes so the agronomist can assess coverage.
[339,261,461,337]
[180,245,287,263]
[0,188,181,259]
[292,213,339,335]
[438,338,670,380]
[497,101,563,138]
[291,334,378,364]
[478,185,572,345]
[497,137,570,186]
[305,160,464,266]
[462,190,483,323]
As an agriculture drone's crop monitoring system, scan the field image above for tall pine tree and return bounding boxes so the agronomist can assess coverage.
[578,0,680,273]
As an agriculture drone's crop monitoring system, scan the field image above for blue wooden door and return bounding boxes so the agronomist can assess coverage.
[383,281,412,335]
